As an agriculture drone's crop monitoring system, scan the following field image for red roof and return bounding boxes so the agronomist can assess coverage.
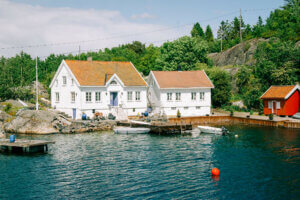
[260,85,298,99]
[65,60,147,86]
[152,70,214,89]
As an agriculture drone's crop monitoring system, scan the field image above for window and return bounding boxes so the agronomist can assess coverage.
[176,92,181,101]
[86,92,91,102]
[110,80,117,85]
[136,91,141,101]
[167,93,172,101]
[191,92,196,100]
[268,101,272,109]
[184,107,189,110]
[127,91,133,101]
[55,92,59,102]
[95,92,101,102]
[71,92,75,102]
[276,101,280,109]
[196,106,201,109]
[63,76,67,85]
[71,78,74,85]
[133,108,136,112]
[171,107,176,110]
[200,92,205,100]
[92,109,95,114]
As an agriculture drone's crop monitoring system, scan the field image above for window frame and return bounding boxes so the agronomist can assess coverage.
[167,93,172,101]
[55,92,60,102]
[127,91,133,101]
[191,92,196,100]
[86,92,92,102]
[199,92,205,101]
[135,91,141,101]
[62,76,67,85]
[176,92,181,101]
[276,101,280,109]
[71,92,75,103]
[268,101,272,109]
[95,92,101,102]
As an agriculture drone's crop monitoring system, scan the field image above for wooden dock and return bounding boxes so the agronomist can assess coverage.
[117,121,193,135]
[0,139,55,153]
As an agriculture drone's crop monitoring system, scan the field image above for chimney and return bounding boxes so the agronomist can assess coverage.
[104,73,107,85]
[87,56,92,61]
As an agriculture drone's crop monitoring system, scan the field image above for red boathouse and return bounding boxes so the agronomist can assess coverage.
[260,85,300,116]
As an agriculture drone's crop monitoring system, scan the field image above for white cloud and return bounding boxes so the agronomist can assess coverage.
[0,0,186,58]
[131,13,157,20]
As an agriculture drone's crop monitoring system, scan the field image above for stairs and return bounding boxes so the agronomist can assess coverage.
[111,107,128,120]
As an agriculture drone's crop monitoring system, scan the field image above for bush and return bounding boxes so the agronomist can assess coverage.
[177,109,181,118]
[4,103,12,112]
[269,114,274,120]
[230,110,234,117]
[250,110,253,115]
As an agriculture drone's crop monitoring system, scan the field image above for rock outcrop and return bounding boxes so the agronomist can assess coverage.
[208,38,268,66]
[4,110,116,134]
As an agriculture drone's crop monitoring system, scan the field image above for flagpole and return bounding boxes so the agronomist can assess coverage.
[36,56,39,110]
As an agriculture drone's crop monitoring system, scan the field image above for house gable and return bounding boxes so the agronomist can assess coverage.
[49,60,80,88]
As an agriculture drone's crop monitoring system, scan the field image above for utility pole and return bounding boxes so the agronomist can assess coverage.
[35,56,39,111]
[239,8,243,43]
[220,29,223,52]
[79,45,81,60]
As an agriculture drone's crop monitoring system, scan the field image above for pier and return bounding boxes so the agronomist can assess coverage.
[0,139,55,153]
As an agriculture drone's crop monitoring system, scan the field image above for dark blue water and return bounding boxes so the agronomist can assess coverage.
[0,126,299,199]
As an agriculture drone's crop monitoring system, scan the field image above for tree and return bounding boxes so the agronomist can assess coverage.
[191,22,205,38]
[205,25,214,42]
[157,36,209,71]
[205,67,232,107]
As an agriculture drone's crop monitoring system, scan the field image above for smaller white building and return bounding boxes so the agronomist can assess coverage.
[50,60,148,119]
[148,70,214,117]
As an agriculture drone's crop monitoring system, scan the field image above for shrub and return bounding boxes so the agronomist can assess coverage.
[269,114,274,120]
[230,110,234,117]
[250,110,253,115]
[177,109,181,118]
[4,103,12,112]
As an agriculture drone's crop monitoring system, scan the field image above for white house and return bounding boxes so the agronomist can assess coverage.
[50,60,148,119]
[147,70,214,117]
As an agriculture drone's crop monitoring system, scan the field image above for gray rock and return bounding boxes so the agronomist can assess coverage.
[0,111,12,123]
[4,110,116,134]
[208,38,268,66]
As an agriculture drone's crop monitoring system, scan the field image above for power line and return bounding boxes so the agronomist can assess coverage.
[0,10,240,50]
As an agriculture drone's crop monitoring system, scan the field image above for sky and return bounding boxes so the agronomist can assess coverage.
[0,0,285,58]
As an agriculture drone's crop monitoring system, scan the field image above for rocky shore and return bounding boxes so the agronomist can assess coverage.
[3,110,116,134]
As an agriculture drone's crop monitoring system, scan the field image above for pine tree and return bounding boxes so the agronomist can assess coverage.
[205,25,214,41]
[191,22,205,38]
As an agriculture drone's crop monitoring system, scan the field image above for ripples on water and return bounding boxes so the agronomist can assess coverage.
[0,126,299,199]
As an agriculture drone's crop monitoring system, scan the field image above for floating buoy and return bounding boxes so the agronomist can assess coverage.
[211,168,220,176]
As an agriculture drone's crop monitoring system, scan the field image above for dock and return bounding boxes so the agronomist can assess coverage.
[117,121,193,135]
[0,139,55,153]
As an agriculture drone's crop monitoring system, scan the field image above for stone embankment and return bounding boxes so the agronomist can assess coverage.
[3,110,116,134]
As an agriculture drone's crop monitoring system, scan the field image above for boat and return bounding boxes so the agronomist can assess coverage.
[198,126,228,135]
[129,120,151,125]
[114,127,150,134]
[292,113,300,119]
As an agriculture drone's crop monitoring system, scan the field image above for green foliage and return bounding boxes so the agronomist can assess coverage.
[269,113,274,120]
[191,22,205,38]
[157,36,209,71]
[205,25,214,42]
[204,67,232,107]
[4,103,12,112]
[177,109,181,118]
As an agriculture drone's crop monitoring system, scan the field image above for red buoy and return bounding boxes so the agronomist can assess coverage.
[211,168,220,176]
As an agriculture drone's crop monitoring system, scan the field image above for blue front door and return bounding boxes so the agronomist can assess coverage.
[110,92,118,106]
[72,108,76,119]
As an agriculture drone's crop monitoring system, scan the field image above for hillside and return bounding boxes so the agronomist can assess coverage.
[208,38,268,66]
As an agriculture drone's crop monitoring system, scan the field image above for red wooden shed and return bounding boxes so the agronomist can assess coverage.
[260,85,300,116]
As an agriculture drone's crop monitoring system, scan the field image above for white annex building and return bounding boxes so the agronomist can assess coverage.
[147,70,214,117]
[50,60,148,119]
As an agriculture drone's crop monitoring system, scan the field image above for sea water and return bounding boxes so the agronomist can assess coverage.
[0,125,299,199]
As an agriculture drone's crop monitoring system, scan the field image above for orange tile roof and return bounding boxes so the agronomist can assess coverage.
[65,60,147,86]
[152,70,214,88]
[260,85,296,99]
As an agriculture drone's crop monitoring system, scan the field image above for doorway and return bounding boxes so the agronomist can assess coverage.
[110,92,118,106]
